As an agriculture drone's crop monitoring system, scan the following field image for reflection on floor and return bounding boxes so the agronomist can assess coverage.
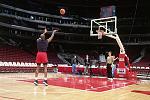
[20,75,137,92]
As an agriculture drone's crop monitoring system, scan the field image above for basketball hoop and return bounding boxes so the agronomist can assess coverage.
[90,16,117,37]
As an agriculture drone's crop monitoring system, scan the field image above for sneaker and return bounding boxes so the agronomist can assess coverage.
[43,80,48,86]
[34,80,38,86]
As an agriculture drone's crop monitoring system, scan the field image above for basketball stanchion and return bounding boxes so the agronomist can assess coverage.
[90,16,137,79]
[146,65,150,79]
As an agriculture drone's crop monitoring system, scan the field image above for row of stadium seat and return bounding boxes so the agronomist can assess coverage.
[0,61,54,72]
[0,44,63,64]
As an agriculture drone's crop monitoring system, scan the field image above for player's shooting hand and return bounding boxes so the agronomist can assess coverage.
[44,28,47,33]
[53,30,58,33]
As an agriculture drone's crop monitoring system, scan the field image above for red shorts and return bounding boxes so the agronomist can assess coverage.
[36,52,48,63]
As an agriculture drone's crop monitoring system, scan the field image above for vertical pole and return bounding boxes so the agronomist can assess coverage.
[90,20,93,36]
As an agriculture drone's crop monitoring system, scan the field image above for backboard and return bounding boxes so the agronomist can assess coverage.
[90,16,117,36]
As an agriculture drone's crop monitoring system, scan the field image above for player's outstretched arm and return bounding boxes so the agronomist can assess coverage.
[47,30,58,43]
[37,28,47,40]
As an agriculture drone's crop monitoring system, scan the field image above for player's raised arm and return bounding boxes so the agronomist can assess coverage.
[38,28,47,40]
[47,30,58,43]
[42,28,47,35]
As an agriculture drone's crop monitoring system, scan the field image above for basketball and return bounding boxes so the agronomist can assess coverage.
[60,8,65,15]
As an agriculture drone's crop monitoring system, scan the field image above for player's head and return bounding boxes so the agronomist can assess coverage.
[40,34,45,40]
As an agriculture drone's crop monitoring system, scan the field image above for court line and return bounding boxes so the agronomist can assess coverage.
[0,95,23,100]
[0,87,88,95]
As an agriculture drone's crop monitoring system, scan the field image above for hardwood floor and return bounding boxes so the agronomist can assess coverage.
[0,73,149,100]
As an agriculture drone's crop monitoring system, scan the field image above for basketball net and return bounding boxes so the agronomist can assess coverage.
[97,31,105,39]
